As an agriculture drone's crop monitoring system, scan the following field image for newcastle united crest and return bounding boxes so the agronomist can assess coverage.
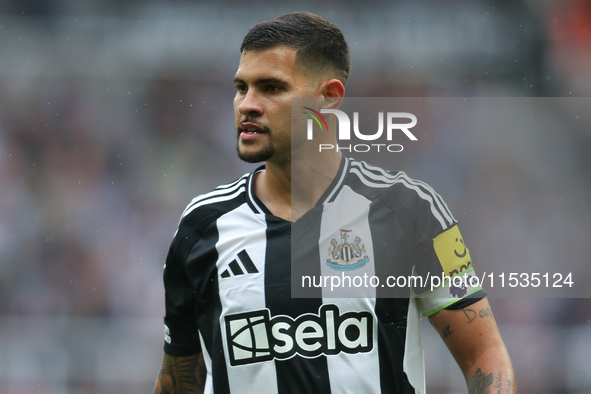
[326,229,370,271]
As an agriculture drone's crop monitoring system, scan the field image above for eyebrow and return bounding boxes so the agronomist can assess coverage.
[234,77,290,87]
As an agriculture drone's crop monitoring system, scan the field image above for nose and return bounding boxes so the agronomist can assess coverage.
[238,89,263,116]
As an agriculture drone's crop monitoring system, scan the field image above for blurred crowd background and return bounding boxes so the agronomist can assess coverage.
[1,0,590,393]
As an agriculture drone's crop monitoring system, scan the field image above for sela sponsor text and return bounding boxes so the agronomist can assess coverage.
[224,304,373,366]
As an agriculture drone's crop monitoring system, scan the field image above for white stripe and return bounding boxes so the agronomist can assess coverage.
[404,294,426,394]
[351,163,396,185]
[322,157,350,204]
[215,175,250,190]
[358,161,455,224]
[350,166,450,230]
[397,172,455,226]
[215,204,279,394]
[247,170,265,214]
[319,185,380,393]
[350,166,394,188]
[323,298,380,394]
[181,187,246,221]
[181,176,248,218]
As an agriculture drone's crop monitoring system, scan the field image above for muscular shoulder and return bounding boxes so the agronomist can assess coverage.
[347,159,457,235]
[171,173,251,251]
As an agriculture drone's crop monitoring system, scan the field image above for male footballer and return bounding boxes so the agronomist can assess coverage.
[153,12,515,394]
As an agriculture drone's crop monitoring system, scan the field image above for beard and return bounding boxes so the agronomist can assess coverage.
[237,139,275,163]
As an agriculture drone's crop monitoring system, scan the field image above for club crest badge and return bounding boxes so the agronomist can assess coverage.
[326,229,370,271]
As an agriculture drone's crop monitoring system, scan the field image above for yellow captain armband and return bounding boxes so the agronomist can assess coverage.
[433,225,472,277]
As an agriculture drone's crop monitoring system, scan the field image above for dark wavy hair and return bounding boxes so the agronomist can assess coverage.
[240,12,351,84]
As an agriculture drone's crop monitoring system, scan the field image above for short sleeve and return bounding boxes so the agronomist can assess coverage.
[162,240,201,356]
[380,174,486,316]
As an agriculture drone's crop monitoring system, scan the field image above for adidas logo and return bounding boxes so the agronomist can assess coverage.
[220,249,259,278]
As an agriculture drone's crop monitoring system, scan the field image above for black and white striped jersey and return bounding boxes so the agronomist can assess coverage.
[162,156,484,394]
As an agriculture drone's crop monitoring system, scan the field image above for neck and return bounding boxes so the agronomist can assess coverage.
[254,150,342,221]
[291,150,341,220]
[253,160,291,220]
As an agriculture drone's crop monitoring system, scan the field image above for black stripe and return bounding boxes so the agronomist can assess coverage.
[220,269,230,278]
[185,185,245,213]
[291,206,325,299]
[356,160,395,187]
[229,259,244,275]
[355,160,454,230]
[184,176,248,216]
[359,160,453,227]
[264,217,332,394]
[375,298,415,394]
[357,160,383,178]
[412,177,454,225]
[399,173,451,227]
[369,200,416,393]
[238,249,259,273]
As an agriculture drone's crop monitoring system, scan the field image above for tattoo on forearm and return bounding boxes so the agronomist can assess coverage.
[479,307,493,319]
[440,324,453,340]
[429,315,454,340]
[468,370,513,394]
[429,314,438,328]
[462,308,477,323]
[154,355,174,394]
[468,368,493,394]
[154,353,205,394]
[462,307,494,323]
[495,372,503,392]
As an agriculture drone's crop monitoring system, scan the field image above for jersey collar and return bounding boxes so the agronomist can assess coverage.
[246,165,269,215]
[316,155,349,206]
[245,156,350,216]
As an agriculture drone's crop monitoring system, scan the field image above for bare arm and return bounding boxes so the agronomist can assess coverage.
[428,297,516,394]
[153,352,206,394]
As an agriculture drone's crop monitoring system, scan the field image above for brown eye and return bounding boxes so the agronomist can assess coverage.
[265,85,283,92]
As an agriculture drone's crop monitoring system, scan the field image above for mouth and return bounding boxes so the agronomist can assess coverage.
[239,122,267,140]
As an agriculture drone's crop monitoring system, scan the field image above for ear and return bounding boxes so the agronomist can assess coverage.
[321,79,345,109]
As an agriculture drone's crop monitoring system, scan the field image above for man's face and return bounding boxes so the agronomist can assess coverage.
[233,46,319,164]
